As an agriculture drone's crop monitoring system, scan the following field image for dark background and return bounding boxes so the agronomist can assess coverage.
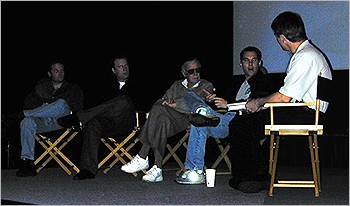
[2,1,348,169]
[2,1,234,111]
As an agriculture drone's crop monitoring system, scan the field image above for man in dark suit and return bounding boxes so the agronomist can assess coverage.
[58,56,141,180]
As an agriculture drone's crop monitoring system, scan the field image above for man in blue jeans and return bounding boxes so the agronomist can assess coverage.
[16,62,84,177]
[176,46,273,185]
[175,91,236,184]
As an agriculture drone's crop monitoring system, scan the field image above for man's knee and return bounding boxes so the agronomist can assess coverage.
[20,117,36,129]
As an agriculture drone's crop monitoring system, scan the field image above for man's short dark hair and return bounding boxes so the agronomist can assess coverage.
[240,46,262,62]
[271,11,307,42]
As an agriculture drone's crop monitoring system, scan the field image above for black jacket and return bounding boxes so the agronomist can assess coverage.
[23,78,84,112]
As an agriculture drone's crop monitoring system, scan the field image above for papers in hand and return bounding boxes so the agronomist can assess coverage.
[227,102,247,111]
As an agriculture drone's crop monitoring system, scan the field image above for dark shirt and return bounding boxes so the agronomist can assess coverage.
[92,76,143,111]
[226,70,274,103]
[23,78,84,112]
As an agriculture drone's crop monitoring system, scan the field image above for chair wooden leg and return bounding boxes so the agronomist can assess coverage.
[313,134,321,192]
[269,134,274,174]
[269,135,280,197]
[34,130,79,175]
[98,131,136,169]
[162,131,189,175]
[211,139,231,175]
[35,137,72,175]
[309,134,320,197]
[37,132,80,174]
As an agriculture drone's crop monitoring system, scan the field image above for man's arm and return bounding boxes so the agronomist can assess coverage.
[245,91,292,113]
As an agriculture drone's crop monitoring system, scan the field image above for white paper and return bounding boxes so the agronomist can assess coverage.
[227,102,246,111]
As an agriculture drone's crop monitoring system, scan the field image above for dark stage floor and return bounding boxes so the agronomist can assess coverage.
[1,164,348,205]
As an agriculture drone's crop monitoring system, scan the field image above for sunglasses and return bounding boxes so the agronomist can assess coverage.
[186,67,201,75]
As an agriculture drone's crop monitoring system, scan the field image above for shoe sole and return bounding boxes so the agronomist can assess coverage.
[175,180,205,185]
[121,165,149,173]
[142,177,163,182]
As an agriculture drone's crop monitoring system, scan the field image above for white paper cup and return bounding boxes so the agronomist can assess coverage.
[205,169,216,188]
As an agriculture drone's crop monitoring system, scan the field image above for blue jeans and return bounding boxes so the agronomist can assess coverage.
[183,91,235,171]
[20,99,71,160]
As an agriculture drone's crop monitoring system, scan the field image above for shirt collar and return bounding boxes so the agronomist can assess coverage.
[295,39,309,54]
[118,81,126,89]
[182,79,201,88]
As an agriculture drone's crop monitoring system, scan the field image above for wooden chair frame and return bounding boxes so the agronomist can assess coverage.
[210,138,231,175]
[265,102,322,197]
[34,128,80,175]
[162,129,190,176]
[162,129,232,176]
[98,111,148,176]
[264,76,332,197]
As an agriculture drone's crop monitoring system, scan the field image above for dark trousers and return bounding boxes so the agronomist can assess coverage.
[79,95,136,174]
[228,109,270,187]
[228,106,318,187]
[138,101,189,168]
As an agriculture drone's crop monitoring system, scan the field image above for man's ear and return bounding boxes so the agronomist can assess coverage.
[239,63,242,67]
[182,70,186,78]
[111,67,115,74]
[280,34,290,43]
[47,71,51,77]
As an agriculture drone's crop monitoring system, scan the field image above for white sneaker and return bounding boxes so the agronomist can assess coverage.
[176,170,205,185]
[142,165,163,182]
[121,154,149,173]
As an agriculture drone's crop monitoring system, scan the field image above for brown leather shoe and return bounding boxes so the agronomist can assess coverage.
[189,113,220,127]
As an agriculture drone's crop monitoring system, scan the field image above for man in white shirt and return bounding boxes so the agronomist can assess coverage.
[229,11,333,193]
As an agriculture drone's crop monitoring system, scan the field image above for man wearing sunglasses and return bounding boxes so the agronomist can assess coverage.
[121,58,217,183]
[175,46,274,187]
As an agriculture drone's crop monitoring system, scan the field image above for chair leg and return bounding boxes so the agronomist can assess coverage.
[98,131,136,170]
[162,131,189,175]
[35,137,72,175]
[309,134,320,197]
[37,132,80,174]
[269,135,280,197]
[313,134,321,192]
[34,130,79,175]
[211,139,231,175]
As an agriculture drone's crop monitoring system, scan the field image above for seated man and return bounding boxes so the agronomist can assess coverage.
[175,46,273,185]
[231,11,332,193]
[58,56,143,180]
[121,58,218,182]
[16,62,84,177]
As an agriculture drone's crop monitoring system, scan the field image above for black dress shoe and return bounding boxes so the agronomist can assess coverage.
[16,159,37,177]
[57,112,82,131]
[73,169,95,180]
[189,113,220,127]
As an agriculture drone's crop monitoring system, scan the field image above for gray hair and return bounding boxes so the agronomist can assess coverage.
[181,58,201,72]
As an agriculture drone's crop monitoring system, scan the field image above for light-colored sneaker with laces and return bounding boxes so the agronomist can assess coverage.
[176,170,206,185]
[121,154,149,173]
[142,165,163,182]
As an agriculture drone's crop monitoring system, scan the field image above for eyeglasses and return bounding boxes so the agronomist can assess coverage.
[186,67,201,75]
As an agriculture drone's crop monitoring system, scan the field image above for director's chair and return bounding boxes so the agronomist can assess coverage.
[264,75,332,197]
[98,111,148,177]
[209,138,231,174]
[34,128,80,175]
[162,128,190,176]
[162,128,232,176]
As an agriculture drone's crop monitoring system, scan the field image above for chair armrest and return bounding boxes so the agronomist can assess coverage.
[264,102,315,108]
